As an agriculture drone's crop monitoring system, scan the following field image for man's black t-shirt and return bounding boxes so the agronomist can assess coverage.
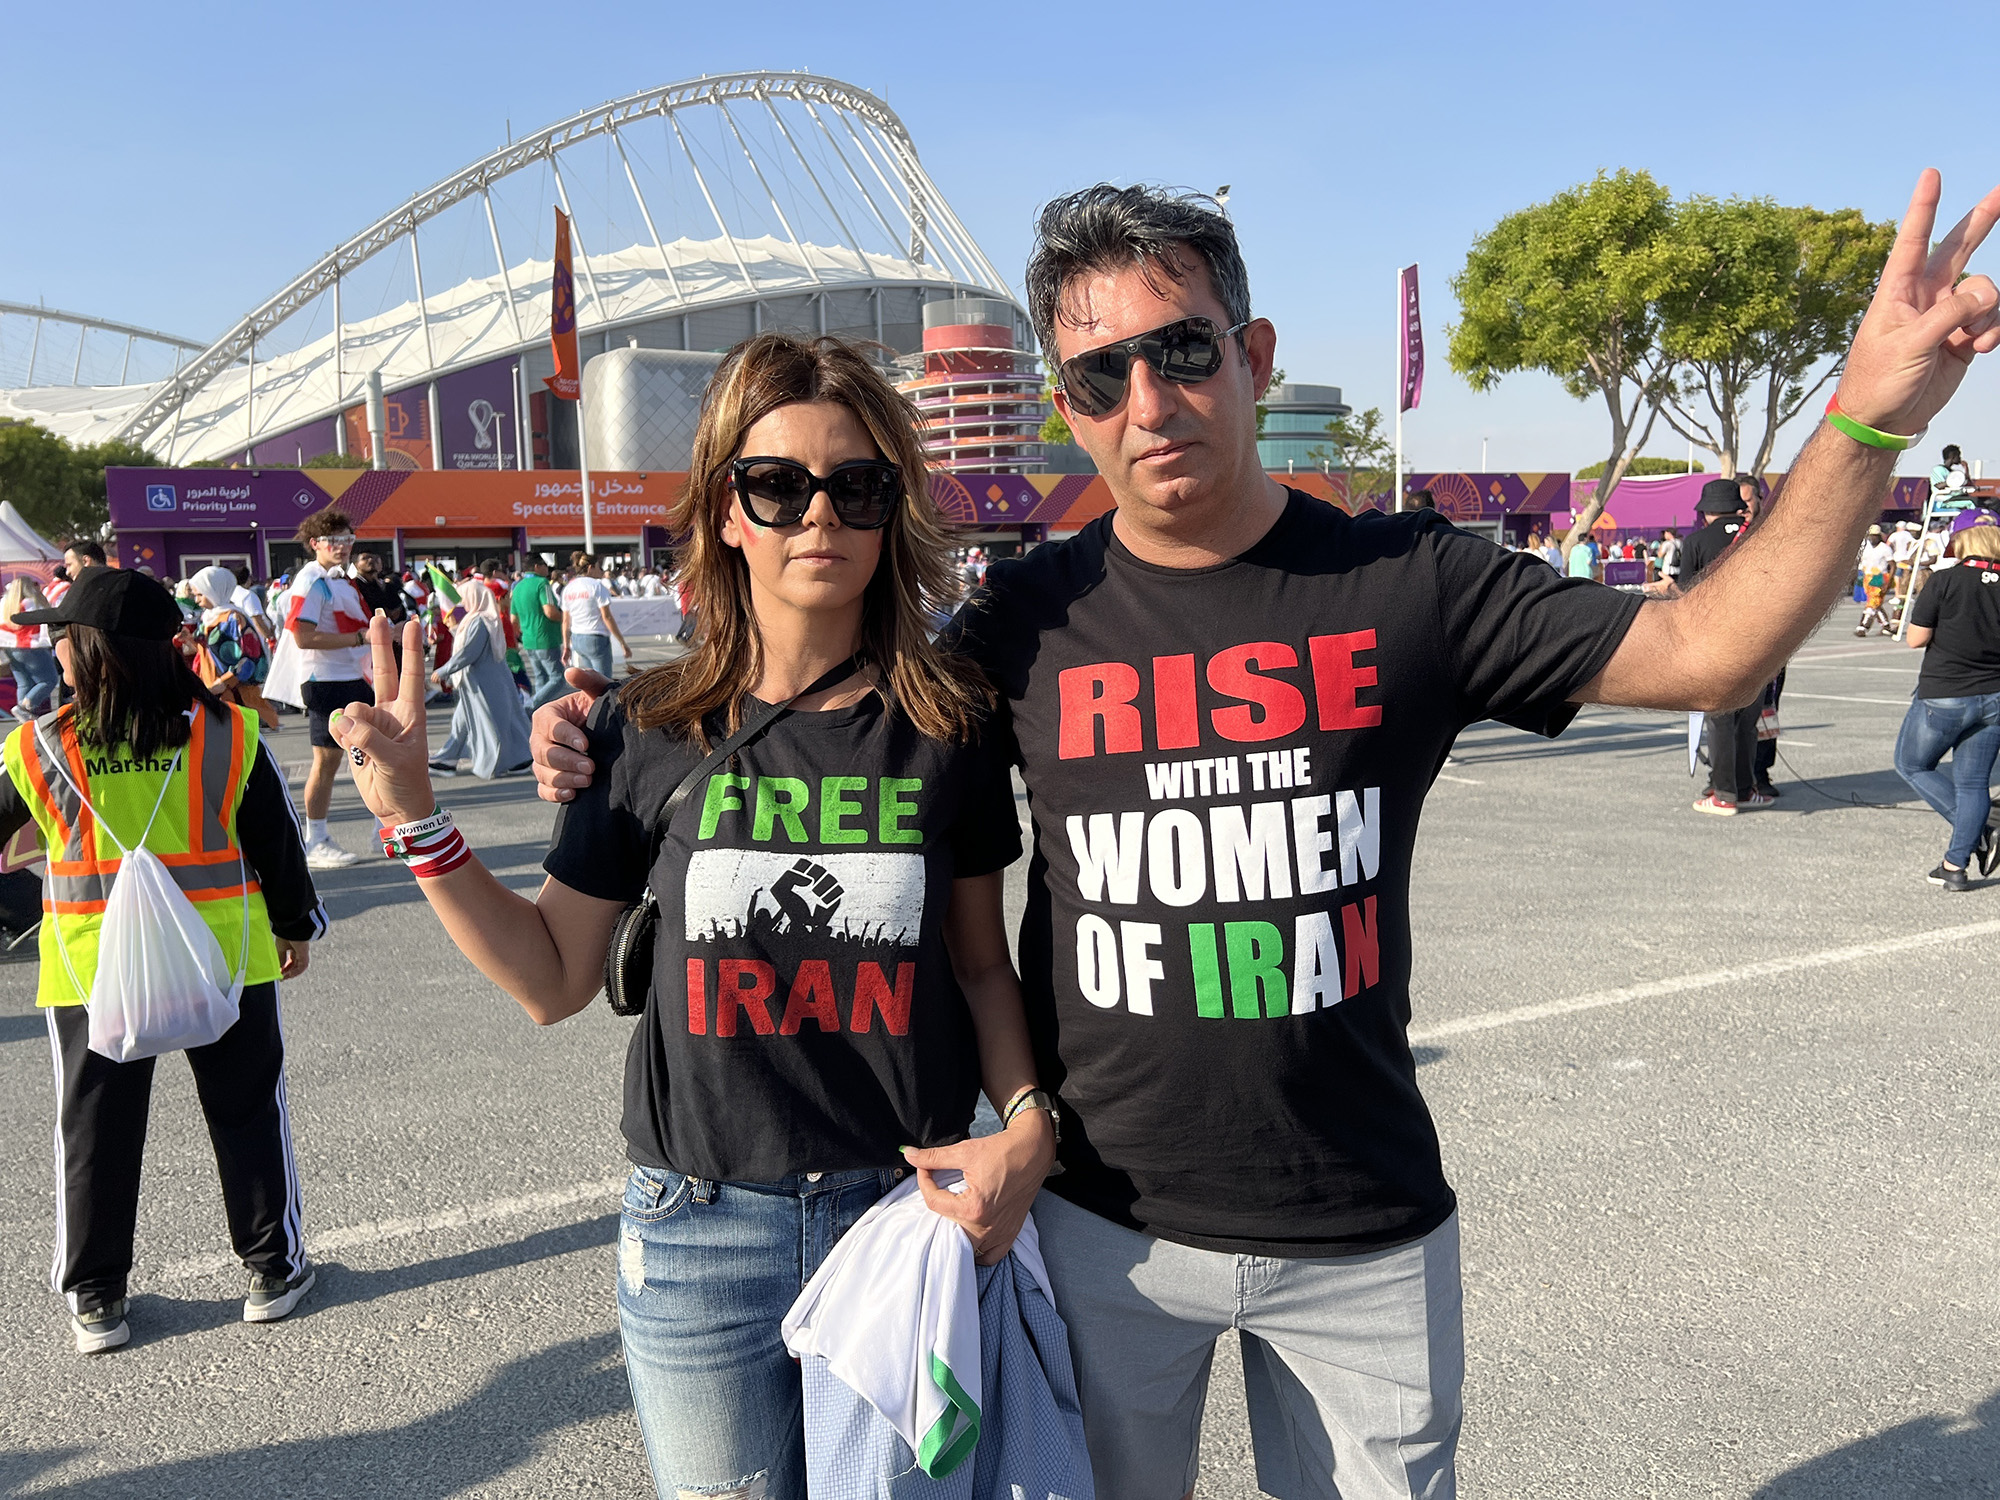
[1677,516,1743,587]
[544,688,1020,1181]
[954,492,1642,1256]
[1911,559,2000,697]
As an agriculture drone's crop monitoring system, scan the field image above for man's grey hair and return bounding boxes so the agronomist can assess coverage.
[1024,185,1253,365]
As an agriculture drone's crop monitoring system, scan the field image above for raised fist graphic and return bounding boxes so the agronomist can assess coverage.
[770,857,844,936]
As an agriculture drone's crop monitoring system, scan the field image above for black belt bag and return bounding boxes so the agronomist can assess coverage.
[602,655,865,1016]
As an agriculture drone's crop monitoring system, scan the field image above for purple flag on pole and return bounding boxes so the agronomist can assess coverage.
[1398,264,1424,413]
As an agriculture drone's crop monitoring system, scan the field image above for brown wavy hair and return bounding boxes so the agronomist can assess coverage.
[621,332,991,746]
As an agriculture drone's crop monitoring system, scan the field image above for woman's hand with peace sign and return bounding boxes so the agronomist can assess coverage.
[330,614,436,828]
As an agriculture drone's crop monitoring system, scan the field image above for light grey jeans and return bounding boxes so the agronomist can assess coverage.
[1033,1190,1463,1500]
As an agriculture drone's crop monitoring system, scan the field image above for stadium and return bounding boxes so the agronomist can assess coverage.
[0,72,1041,478]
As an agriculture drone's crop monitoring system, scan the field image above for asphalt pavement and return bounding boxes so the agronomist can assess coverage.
[1,614,1995,1498]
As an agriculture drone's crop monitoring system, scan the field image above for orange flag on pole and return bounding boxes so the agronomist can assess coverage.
[544,208,580,400]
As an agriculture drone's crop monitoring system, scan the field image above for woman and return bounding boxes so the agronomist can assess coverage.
[188,565,277,729]
[332,333,1054,1497]
[427,578,532,779]
[0,565,326,1353]
[1895,509,2000,891]
[560,551,630,680]
[2,575,60,723]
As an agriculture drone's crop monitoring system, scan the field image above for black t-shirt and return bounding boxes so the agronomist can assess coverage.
[953,492,1642,1255]
[1677,516,1743,587]
[544,687,1021,1180]
[1911,559,2000,697]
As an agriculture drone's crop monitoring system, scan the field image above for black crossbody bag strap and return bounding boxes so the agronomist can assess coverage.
[601,654,864,1015]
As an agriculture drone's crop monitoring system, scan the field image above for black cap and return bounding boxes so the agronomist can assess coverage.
[16,566,185,641]
[1695,478,1747,515]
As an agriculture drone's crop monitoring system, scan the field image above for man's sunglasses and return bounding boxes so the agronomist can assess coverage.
[730,457,901,530]
[1058,315,1251,418]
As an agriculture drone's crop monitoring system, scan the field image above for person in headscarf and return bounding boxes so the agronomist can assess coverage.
[426,576,531,779]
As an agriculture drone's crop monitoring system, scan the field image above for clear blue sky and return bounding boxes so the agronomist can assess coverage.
[5,0,1993,476]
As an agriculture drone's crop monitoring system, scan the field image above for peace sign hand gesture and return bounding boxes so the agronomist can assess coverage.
[1838,169,2000,434]
[330,614,437,829]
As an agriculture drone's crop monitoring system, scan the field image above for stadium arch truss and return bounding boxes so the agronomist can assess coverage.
[8,73,1032,468]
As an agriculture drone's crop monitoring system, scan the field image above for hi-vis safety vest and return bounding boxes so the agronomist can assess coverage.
[2,704,280,1007]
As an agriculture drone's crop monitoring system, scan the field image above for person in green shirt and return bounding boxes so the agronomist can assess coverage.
[510,555,566,709]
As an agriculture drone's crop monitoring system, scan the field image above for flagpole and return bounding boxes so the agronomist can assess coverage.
[1393,267,1404,513]
[578,374,595,555]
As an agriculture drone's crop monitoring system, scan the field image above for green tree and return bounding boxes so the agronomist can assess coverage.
[1307,407,1400,508]
[1574,456,1704,479]
[1255,366,1286,436]
[1039,376,1073,447]
[0,423,157,543]
[1449,170,1706,553]
[304,451,369,470]
[1659,199,1894,479]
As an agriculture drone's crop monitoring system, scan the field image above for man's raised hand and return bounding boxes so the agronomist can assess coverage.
[330,615,435,827]
[1839,170,2000,434]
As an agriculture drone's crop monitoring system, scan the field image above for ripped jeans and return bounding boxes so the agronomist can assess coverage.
[617,1163,902,1499]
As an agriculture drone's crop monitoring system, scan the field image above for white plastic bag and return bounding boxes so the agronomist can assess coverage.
[40,733,248,1063]
[84,841,244,1062]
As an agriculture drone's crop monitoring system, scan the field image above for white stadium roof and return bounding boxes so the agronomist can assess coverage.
[0,72,1020,464]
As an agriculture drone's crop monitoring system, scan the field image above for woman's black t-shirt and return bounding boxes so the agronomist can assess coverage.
[544,686,1021,1181]
[1911,559,2000,697]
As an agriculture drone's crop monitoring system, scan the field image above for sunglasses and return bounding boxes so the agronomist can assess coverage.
[730,457,901,530]
[1058,316,1251,418]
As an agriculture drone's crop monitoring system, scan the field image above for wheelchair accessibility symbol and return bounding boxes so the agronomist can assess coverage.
[144,484,176,512]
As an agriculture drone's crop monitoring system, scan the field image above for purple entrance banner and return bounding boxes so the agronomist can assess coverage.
[1398,265,1424,413]
[1399,472,1570,521]
[107,469,336,531]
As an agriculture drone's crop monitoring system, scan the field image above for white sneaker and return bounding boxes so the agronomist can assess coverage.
[304,837,360,869]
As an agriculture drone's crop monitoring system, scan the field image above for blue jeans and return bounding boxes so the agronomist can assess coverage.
[1894,691,2000,867]
[11,648,58,714]
[521,647,566,709]
[617,1164,902,1499]
[570,632,614,682]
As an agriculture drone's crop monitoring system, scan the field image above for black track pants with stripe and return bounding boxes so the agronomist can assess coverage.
[45,983,305,1312]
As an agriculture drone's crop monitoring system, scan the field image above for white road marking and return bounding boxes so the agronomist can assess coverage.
[1411,918,2000,1043]
[1780,692,1911,706]
[1435,773,1485,785]
[150,1175,627,1284]
[1789,647,1906,663]
[1784,663,1919,674]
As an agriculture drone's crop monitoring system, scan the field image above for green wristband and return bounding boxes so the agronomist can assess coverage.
[1825,396,1924,451]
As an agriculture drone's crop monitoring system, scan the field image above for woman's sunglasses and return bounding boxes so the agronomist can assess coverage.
[1058,315,1251,418]
[730,457,901,530]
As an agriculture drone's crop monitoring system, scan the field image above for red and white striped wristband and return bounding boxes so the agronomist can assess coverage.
[379,811,473,879]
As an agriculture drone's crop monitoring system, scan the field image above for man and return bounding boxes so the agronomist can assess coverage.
[530,173,2000,1499]
[1932,442,1972,504]
[1656,526,1682,586]
[1565,530,1597,578]
[511,554,566,708]
[1857,524,1896,634]
[1889,518,1922,615]
[283,508,371,868]
[1678,480,1764,815]
[58,538,106,604]
[350,552,407,625]
[1409,487,1437,510]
